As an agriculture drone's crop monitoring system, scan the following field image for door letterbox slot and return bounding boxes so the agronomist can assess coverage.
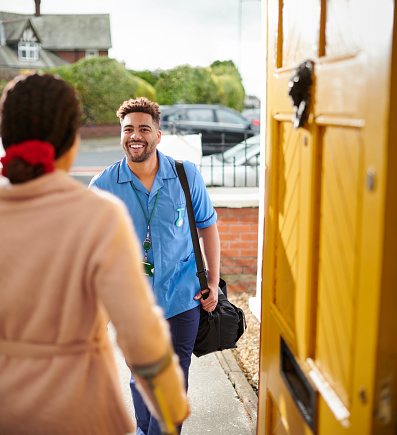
[280,337,317,433]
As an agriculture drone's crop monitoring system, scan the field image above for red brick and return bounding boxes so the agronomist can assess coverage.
[80,124,120,138]
[240,249,258,257]
[227,282,251,293]
[215,208,233,216]
[220,241,229,250]
[217,224,229,233]
[241,233,259,241]
[246,241,258,250]
[219,232,241,241]
[218,216,240,224]
[229,241,253,250]
[229,224,251,232]
[221,258,237,267]
[235,257,257,266]
[221,249,240,257]
[243,266,258,275]
[221,266,244,274]
[250,224,259,233]
[232,208,258,216]
[240,216,259,224]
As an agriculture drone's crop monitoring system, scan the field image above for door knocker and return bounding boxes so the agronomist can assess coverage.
[288,59,314,129]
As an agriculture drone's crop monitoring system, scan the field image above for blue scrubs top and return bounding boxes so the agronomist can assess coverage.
[89,151,217,319]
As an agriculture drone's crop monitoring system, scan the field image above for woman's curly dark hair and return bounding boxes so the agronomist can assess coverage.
[116,97,161,127]
[1,73,81,184]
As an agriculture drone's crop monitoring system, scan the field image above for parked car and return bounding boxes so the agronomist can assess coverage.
[159,104,259,156]
[199,135,260,187]
[242,108,261,127]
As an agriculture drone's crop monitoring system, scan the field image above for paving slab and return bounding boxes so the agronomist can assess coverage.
[108,324,256,435]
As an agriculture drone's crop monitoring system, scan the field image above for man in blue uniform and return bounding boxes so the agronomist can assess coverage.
[89,97,220,435]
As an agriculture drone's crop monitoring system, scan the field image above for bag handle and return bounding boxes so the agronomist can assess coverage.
[175,160,208,293]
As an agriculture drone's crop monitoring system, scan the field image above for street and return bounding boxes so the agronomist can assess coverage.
[70,137,123,185]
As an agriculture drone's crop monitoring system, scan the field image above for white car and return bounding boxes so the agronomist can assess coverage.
[200,135,260,187]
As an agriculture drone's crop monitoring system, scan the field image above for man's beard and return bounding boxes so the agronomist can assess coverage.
[125,139,156,163]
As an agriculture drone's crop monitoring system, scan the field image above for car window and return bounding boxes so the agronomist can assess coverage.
[216,109,248,125]
[164,111,183,122]
[185,108,215,122]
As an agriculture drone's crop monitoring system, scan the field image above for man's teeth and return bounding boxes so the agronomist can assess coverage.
[130,144,143,148]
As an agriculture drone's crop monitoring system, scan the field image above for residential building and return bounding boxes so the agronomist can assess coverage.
[0,3,111,80]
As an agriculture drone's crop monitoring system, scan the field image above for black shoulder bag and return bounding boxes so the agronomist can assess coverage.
[175,160,247,358]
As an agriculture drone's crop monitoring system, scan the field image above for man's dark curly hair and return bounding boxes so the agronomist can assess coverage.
[1,73,81,184]
[116,97,161,128]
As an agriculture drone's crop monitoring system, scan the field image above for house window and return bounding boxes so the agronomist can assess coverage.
[85,50,99,58]
[18,42,39,61]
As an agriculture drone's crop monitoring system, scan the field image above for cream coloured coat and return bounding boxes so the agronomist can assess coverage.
[0,170,188,434]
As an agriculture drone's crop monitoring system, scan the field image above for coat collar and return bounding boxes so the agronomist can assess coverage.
[0,170,80,200]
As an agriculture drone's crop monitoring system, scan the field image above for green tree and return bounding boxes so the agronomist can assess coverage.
[210,60,241,79]
[212,74,245,112]
[210,60,245,111]
[154,61,245,111]
[49,57,156,125]
[128,69,160,87]
[155,64,220,105]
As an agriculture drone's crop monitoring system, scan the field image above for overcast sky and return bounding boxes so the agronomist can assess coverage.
[0,0,263,98]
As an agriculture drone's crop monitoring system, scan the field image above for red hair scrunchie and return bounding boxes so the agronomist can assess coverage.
[0,140,55,177]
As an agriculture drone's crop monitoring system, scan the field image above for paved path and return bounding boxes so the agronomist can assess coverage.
[108,324,256,435]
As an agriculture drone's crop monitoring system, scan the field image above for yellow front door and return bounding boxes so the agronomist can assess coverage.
[258,1,396,434]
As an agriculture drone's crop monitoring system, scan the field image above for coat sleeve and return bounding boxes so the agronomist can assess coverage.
[87,191,189,425]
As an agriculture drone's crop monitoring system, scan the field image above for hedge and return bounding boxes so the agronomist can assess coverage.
[49,57,156,125]
[154,61,245,111]
[0,58,246,126]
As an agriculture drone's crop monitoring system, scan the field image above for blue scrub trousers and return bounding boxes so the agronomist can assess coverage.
[130,305,200,435]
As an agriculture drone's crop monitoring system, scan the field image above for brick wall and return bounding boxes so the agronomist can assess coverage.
[79,124,120,138]
[52,50,109,64]
[216,206,259,293]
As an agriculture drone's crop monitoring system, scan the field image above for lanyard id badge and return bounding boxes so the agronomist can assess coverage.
[131,181,159,278]
[142,261,154,277]
[142,226,154,277]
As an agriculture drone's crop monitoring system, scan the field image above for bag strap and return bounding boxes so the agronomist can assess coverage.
[175,160,208,291]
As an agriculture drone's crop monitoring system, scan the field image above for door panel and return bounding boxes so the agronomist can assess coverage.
[325,0,361,57]
[280,0,320,68]
[259,0,395,434]
[316,125,363,408]
[274,122,301,333]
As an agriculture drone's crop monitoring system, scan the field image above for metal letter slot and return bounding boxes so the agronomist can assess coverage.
[280,337,318,433]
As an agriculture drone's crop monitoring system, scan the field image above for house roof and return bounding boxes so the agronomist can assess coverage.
[0,44,69,69]
[0,12,30,22]
[0,12,112,50]
[3,18,38,44]
[31,15,112,50]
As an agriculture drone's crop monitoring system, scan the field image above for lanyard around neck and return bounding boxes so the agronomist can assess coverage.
[130,181,160,260]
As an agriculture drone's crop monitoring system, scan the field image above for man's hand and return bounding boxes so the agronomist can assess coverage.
[195,224,220,312]
[194,284,218,312]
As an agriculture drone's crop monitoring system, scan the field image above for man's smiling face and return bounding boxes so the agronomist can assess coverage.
[120,112,161,164]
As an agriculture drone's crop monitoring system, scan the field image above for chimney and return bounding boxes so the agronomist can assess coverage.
[35,0,41,17]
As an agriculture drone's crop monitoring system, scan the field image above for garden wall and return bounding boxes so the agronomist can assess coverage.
[208,188,259,293]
